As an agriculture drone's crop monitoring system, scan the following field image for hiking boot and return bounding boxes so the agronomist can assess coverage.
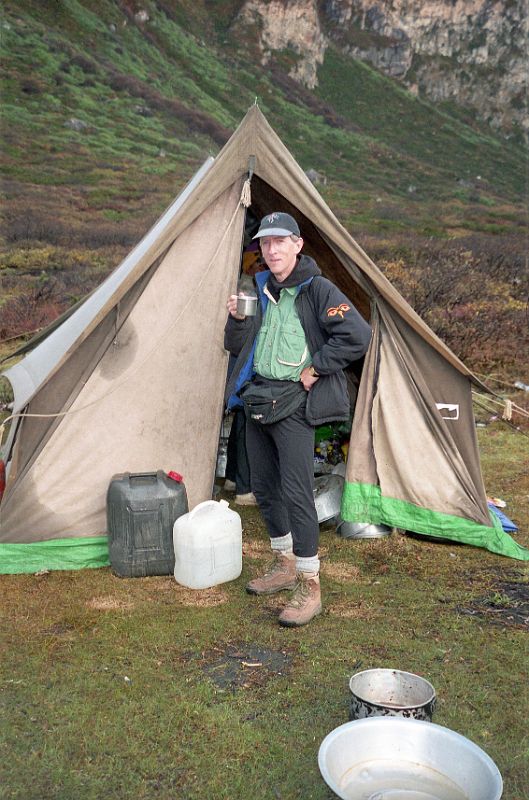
[246,552,297,595]
[223,479,236,493]
[278,572,322,627]
[235,492,258,506]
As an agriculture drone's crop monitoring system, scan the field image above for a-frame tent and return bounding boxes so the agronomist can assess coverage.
[1,106,527,573]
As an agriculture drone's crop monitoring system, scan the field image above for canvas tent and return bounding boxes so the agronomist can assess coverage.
[1,106,527,574]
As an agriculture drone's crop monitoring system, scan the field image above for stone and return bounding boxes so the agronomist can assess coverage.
[305,168,327,185]
[64,118,88,132]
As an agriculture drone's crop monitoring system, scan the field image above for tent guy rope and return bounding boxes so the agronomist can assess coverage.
[471,390,529,420]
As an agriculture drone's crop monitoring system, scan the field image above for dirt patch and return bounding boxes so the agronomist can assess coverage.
[124,579,229,607]
[86,595,134,611]
[323,562,362,582]
[172,585,229,608]
[458,580,529,629]
[326,600,374,620]
[242,539,270,560]
[43,622,76,636]
[200,642,292,691]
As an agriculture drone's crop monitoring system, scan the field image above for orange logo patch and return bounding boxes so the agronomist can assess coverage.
[327,303,350,318]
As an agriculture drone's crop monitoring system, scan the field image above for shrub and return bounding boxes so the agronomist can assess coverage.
[106,68,231,145]
[68,53,98,74]
[0,285,66,341]
[1,209,139,249]
[375,234,529,379]
[20,78,44,95]
[2,213,72,246]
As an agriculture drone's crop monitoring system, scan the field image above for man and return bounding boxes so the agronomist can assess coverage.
[224,212,371,627]
[224,273,259,507]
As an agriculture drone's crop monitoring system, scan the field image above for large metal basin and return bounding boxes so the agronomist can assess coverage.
[338,519,392,539]
[319,717,502,800]
[349,668,436,722]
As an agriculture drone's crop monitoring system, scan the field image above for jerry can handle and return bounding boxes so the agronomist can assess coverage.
[127,472,161,481]
[189,499,229,519]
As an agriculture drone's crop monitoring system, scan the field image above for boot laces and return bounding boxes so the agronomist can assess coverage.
[286,577,311,609]
[263,552,289,578]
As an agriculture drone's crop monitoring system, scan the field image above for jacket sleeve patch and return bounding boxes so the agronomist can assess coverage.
[327,303,351,318]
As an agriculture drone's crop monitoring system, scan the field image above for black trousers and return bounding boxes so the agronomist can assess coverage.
[225,408,251,494]
[245,404,319,558]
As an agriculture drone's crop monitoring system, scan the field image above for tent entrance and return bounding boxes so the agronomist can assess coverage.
[247,180,371,406]
[248,176,371,322]
[215,183,371,488]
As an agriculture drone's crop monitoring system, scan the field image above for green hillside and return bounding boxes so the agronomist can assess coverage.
[1,0,527,378]
[2,0,524,225]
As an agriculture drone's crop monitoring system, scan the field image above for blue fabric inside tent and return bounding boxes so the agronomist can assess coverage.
[488,503,518,532]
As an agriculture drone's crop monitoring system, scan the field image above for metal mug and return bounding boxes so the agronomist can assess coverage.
[236,294,257,317]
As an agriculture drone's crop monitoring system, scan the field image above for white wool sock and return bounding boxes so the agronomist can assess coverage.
[295,555,320,575]
[270,533,294,554]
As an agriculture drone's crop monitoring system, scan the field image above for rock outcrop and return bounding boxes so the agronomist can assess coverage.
[233,0,526,134]
[235,0,326,89]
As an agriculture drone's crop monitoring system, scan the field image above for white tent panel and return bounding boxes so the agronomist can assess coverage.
[1,180,244,541]
[4,158,215,413]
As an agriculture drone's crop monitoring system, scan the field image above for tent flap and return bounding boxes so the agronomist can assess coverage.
[341,481,529,560]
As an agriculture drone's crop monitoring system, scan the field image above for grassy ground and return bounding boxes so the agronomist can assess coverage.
[1,422,527,800]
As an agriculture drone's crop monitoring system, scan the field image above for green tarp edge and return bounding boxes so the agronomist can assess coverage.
[0,536,110,575]
[342,481,529,561]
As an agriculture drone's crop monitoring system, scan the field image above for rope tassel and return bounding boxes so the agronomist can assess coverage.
[240,178,252,208]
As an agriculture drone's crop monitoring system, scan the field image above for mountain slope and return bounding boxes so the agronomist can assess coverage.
[1,1,527,380]
[2,0,524,223]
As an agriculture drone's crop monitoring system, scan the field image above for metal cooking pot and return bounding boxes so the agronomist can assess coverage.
[313,474,344,523]
[349,668,436,722]
[337,519,392,539]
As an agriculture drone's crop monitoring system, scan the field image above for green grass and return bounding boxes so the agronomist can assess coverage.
[1,423,528,799]
[315,47,524,202]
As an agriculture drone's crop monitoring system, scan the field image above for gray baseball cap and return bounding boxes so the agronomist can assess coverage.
[253,212,300,239]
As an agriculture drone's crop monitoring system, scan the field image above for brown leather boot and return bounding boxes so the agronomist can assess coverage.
[246,552,297,595]
[278,572,322,627]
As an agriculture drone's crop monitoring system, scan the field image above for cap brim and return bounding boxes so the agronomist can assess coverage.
[252,227,297,239]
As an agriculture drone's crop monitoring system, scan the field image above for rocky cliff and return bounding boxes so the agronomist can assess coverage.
[232,0,526,135]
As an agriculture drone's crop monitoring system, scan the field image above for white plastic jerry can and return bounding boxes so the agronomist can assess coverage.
[173,499,242,589]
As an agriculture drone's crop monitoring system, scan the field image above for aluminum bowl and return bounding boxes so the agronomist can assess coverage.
[313,474,344,523]
[349,668,436,722]
[318,717,502,800]
[337,519,392,539]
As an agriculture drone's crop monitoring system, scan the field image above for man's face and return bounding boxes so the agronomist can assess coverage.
[260,235,303,282]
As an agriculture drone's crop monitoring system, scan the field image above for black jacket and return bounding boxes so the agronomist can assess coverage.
[224,255,372,426]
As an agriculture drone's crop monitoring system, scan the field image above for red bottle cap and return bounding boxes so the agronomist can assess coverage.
[167,471,183,482]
